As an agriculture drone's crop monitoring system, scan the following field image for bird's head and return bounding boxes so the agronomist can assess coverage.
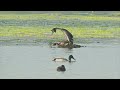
[69,55,76,61]
[61,65,65,68]
[51,28,57,34]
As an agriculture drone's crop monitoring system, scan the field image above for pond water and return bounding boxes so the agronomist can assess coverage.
[0,38,120,79]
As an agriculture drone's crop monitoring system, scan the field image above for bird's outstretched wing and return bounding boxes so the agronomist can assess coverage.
[51,28,73,44]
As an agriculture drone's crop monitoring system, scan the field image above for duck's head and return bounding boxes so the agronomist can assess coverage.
[61,65,65,68]
[51,28,56,34]
[69,55,76,62]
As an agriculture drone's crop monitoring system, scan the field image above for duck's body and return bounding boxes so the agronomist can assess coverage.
[53,55,76,62]
[52,40,73,49]
[53,58,69,62]
[57,65,66,72]
[52,41,82,48]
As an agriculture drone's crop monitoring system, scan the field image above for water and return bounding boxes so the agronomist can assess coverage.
[0,39,120,79]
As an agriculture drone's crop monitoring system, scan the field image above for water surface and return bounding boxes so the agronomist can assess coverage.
[0,38,120,79]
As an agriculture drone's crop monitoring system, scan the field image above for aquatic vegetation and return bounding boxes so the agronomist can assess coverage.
[0,11,120,44]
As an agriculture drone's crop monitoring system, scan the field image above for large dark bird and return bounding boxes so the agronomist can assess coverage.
[51,28,73,44]
[51,28,84,48]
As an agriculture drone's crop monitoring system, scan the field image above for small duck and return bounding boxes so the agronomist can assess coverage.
[53,55,76,62]
[57,65,66,72]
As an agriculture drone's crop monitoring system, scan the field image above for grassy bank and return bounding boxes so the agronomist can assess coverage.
[0,11,120,40]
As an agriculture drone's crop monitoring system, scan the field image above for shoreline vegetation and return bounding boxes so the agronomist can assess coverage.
[0,11,120,44]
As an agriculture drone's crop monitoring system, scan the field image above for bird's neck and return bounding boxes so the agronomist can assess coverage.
[68,57,71,62]
[55,28,64,30]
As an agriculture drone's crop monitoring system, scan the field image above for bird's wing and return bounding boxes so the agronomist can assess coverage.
[61,29,73,43]
[51,28,73,44]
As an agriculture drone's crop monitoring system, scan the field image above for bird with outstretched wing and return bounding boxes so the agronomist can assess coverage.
[51,28,73,44]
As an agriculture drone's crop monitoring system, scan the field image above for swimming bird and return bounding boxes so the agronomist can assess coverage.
[53,55,76,62]
[51,28,83,48]
[57,65,66,72]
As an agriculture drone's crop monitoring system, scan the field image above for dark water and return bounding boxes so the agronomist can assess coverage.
[0,38,120,79]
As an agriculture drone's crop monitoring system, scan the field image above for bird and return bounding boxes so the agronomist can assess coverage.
[51,28,82,48]
[57,65,66,72]
[51,28,73,44]
[53,55,76,62]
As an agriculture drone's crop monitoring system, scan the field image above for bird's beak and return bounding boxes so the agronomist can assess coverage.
[51,29,56,34]
[73,57,76,60]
